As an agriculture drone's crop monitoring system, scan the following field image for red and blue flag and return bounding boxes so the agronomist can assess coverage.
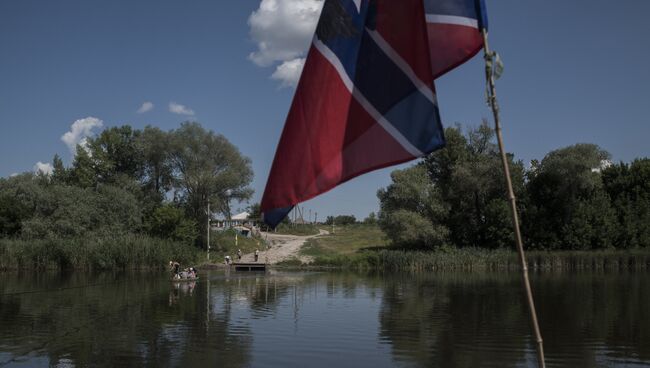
[261,0,487,227]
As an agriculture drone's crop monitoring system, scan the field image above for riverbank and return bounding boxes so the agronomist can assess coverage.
[278,248,650,271]
[0,235,201,271]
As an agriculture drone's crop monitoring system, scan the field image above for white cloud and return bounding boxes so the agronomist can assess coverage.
[137,101,154,113]
[271,58,305,87]
[169,102,195,116]
[248,0,323,85]
[10,173,19,177]
[33,162,53,176]
[61,117,103,154]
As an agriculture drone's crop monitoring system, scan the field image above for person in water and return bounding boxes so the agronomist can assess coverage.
[169,261,181,279]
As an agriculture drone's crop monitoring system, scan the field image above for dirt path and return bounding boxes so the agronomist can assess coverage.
[238,229,329,264]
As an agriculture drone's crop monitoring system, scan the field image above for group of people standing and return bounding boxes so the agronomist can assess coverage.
[224,249,260,264]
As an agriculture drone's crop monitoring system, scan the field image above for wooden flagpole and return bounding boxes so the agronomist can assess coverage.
[480,29,546,368]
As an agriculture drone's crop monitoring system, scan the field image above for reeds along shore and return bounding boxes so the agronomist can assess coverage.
[0,235,200,271]
[299,248,650,271]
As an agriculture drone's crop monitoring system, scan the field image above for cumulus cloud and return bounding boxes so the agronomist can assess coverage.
[33,162,53,176]
[248,0,323,85]
[169,102,195,116]
[137,101,154,113]
[271,58,306,87]
[61,117,103,154]
[10,173,19,177]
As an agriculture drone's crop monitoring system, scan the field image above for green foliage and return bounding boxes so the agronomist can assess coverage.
[378,123,522,250]
[168,122,254,243]
[377,165,449,249]
[525,144,616,249]
[247,202,262,222]
[299,223,388,257]
[87,125,142,182]
[378,124,647,252]
[0,235,200,270]
[147,204,198,243]
[363,212,377,225]
[324,215,357,225]
[425,123,525,249]
[0,122,256,269]
[601,158,650,248]
[273,223,320,236]
[301,248,650,271]
[209,228,264,260]
[71,146,98,188]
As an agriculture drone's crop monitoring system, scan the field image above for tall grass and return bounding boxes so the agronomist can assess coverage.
[273,223,320,236]
[0,235,201,271]
[298,248,650,271]
[208,229,265,260]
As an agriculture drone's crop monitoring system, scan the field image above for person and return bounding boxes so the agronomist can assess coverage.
[237,249,242,260]
[169,260,181,279]
[254,249,259,262]
[188,267,196,279]
[225,255,231,265]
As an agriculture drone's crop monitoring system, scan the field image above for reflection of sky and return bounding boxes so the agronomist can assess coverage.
[208,273,395,368]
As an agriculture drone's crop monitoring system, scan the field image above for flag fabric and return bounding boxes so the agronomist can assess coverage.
[424,0,487,79]
[261,0,486,228]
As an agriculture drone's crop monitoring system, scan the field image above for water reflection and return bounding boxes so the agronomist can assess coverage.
[0,270,648,367]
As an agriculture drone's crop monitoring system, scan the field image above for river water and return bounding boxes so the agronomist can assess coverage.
[0,270,648,367]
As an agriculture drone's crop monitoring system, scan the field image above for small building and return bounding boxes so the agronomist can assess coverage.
[211,211,258,237]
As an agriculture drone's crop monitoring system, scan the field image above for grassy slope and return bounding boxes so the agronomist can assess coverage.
[286,224,650,271]
[272,224,320,236]
[208,229,265,261]
[300,224,389,257]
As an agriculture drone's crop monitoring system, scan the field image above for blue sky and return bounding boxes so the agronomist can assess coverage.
[1,0,649,220]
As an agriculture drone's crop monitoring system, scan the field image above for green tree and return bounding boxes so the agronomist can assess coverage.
[247,202,262,223]
[363,212,377,225]
[378,165,449,249]
[525,144,616,249]
[168,122,253,244]
[601,158,650,248]
[70,145,97,188]
[51,154,70,184]
[423,123,524,249]
[137,126,173,195]
[147,204,198,243]
[86,125,142,182]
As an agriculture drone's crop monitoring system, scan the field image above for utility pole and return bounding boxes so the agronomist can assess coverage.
[207,199,211,260]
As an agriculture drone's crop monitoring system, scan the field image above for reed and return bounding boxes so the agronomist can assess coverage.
[302,248,650,271]
[0,235,201,271]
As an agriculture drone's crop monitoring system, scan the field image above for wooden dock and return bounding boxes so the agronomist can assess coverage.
[232,262,267,272]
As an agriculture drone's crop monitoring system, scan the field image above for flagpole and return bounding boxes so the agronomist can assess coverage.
[480,29,546,368]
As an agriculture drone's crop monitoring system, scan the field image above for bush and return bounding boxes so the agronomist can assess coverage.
[0,235,200,271]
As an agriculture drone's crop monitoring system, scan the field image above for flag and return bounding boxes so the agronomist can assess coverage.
[424,0,487,79]
[261,0,486,228]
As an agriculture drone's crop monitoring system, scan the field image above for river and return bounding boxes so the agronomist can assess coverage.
[0,270,648,367]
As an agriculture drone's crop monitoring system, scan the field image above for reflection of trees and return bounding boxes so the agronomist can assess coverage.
[3,270,648,367]
[379,271,650,367]
[0,272,252,367]
[379,273,526,367]
[536,271,650,365]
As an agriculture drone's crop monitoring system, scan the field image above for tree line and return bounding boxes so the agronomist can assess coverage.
[0,122,253,247]
[378,123,650,250]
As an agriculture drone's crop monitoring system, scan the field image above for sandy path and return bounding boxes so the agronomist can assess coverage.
[238,229,329,264]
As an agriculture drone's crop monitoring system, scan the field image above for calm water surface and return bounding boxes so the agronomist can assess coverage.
[0,270,648,367]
